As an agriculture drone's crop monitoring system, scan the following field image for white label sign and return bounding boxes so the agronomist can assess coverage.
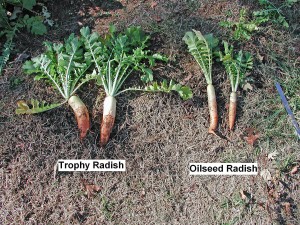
[57,160,126,172]
[189,163,258,175]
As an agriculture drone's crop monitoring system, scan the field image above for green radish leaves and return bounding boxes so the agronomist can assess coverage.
[220,9,259,40]
[19,25,193,117]
[23,32,93,99]
[23,15,47,35]
[219,41,253,91]
[22,0,37,10]
[85,25,172,97]
[82,25,191,99]
[253,0,293,28]
[144,80,193,100]
[119,79,193,100]
[183,30,218,85]
[16,99,62,114]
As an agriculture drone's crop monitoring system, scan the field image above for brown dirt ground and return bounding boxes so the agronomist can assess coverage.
[1,0,299,224]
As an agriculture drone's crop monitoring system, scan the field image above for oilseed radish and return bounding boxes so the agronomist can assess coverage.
[219,41,253,130]
[183,30,219,134]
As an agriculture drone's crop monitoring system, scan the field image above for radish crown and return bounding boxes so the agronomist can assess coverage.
[219,41,253,92]
[183,30,219,85]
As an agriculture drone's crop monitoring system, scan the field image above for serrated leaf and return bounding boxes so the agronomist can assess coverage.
[16,99,62,114]
[23,29,94,98]
[24,16,47,35]
[152,53,168,61]
[183,30,213,84]
[286,0,298,6]
[178,86,193,100]
[219,42,253,92]
[0,37,14,75]
[80,26,91,38]
[140,67,153,83]
[144,79,193,100]
[253,1,291,28]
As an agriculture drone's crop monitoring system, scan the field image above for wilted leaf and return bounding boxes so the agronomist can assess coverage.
[81,179,102,198]
[257,53,264,62]
[290,165,299,175]
[268,151,279,160]
[240,190,247,200]
[260,169,272,181]
[16,99,61,114]
[16,100,30,113]
[244,128,260,146]
[243,82,253,91]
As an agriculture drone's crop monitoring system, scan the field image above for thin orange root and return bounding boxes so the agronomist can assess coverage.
[229,92,237,131]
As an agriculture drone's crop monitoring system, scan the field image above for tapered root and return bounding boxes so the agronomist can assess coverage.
[68,95,90,140]
[207,84,218,134]
[100,96,116,147]
[229,92,237,131]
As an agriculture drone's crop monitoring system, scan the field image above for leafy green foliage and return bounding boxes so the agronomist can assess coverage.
[183,30,218,84]
[23,33,93,99]
[219,9,259,40]
[23,15,47,35]
[0,35,15,75]
[218,41,253,92]
[253,0,296,28]
[0,0,49,75]
[82,26,191,99]
[220,1,297,40]
[144,79,193,100]
[16,99,62,114]
[0,0,48,35]
[102,25,167,84]
[22,0,36,10]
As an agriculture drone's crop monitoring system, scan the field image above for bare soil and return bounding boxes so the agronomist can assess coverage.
[1,0,299,224]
